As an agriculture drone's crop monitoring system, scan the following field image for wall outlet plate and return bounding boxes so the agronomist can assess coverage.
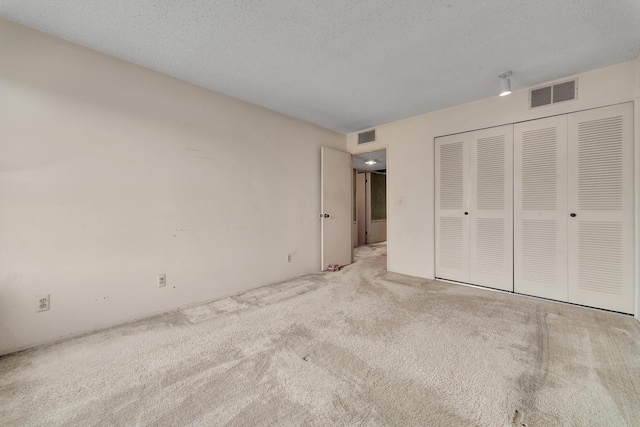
[158,273,166,288]
[287,254,292,263]
[37,294,50,312]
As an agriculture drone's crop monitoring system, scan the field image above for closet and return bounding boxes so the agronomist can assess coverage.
[514,102,634,313]
[513,115,568,301]
[435,125,513,291]
[436,102,634,313]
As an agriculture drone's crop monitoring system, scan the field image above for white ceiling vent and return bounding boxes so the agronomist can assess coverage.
[358,129,376,144]
[530,79,577,109]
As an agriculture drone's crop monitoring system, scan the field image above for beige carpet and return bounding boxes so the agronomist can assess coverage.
[1,243,640,426]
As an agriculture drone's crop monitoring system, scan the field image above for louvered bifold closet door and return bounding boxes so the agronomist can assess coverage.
[435,134,470,283]
[514,116,568,301]
[469,125,513,291]
[567,103,634,313]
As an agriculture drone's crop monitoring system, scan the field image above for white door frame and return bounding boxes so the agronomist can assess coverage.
[351,146,389,261]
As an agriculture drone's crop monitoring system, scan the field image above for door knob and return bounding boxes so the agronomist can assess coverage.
[464,212,469,215]
[570,213,576,217]
[323,214,330,218]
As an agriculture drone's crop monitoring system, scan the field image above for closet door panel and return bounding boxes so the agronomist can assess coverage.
[435,134,470,283]
[567,103,634,313]
[514,116,568,300]
[469,125,513,291]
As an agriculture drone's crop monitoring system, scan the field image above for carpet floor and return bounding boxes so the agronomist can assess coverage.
[1,243,640,426]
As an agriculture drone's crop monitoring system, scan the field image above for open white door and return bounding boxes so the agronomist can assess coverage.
[356,173,366,245]
[321,146,352,271]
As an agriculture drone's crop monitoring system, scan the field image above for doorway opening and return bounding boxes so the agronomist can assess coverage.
[352,149,387,248]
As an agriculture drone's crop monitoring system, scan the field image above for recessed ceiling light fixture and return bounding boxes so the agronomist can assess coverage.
[498,71,512,96]
[365,160,377,165]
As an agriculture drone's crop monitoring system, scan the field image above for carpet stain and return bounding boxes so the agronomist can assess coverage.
[512,409,526,426]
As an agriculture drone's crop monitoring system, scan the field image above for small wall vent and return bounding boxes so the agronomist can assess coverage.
[358,130,376,144]
[530,79,577,108]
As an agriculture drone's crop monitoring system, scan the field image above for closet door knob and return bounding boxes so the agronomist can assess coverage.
[570,213,577,217]
[464,212,469,215]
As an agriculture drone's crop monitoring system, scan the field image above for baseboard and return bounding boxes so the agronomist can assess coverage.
[434,277,633,317]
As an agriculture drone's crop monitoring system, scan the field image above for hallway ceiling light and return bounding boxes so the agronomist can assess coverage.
[498,71,512,96]
[365,160,377,165]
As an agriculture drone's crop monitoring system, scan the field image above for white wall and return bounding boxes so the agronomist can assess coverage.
[352,221,358,248]
[348,59,639,314]
[0,20,345,355]
[368,220,387,244]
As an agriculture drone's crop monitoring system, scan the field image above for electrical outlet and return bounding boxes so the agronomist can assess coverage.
[158,273,166,288]
[287,253,292,263]
[37,294,50,312]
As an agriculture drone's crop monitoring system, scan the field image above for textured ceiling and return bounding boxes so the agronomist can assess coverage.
[1,1,639,134]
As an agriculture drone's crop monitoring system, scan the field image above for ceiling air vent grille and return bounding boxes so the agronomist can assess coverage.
[552,80,576,103]
[358,130,376,144]
[530,79,577,109]
[530,86,552,108]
